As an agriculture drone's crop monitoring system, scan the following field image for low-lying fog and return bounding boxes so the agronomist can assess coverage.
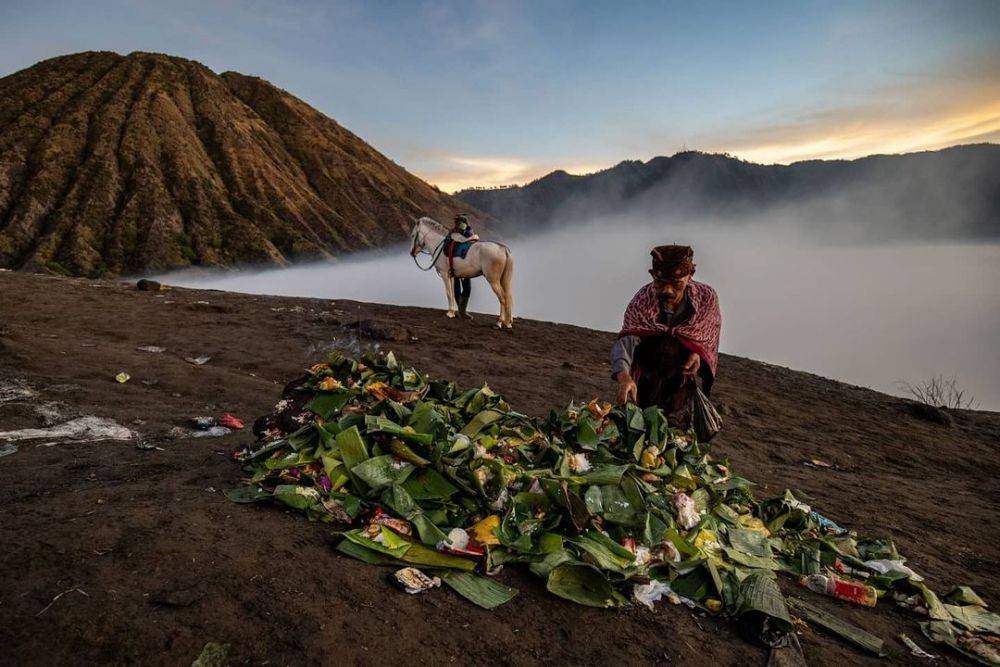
[158,221,1000,411]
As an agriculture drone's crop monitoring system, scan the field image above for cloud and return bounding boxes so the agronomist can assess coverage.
[709,49,1000,164]
[418,155,606,192]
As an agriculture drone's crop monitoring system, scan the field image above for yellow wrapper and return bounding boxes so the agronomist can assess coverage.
[469,515,501,546]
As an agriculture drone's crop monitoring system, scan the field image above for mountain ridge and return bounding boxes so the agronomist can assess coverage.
[456,144,1000,240]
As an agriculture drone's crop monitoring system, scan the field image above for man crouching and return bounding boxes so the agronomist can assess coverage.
[611,245,721,427]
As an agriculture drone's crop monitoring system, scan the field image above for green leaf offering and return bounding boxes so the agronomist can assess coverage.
[547,564,624,608]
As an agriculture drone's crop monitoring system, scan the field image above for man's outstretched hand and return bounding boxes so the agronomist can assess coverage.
[682,352,701,379]
[615,371,638,405]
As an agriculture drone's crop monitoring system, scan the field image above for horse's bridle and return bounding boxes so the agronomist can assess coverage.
[411,225,446,271]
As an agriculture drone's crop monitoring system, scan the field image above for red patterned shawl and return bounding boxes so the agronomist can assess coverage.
[618,280,721,377]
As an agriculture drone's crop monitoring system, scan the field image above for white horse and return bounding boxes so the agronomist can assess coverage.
[409,217,514,329]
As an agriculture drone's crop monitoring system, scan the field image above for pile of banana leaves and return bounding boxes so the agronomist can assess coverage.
[229,351,998,663]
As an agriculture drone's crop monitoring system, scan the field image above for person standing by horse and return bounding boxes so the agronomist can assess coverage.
[610,245,721,428]
[409,216,515,328]
[448,214,480,320]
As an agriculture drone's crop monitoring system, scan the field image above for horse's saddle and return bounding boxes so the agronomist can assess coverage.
[446,239,475,261]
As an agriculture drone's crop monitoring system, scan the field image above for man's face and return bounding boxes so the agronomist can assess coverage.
[654,273,691,308]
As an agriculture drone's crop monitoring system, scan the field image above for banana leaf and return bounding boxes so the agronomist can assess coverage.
[441,571,518,609]
[547,564,625,608]
[342,527,411,558]
[388,439,430,466]
[786,597,886,656]
[407,401,447,436]
[577,464,630,486]
[273,485,322,511]
[287,424,319,451]
[915,582,952,621]
[307,391,353,420]
[539,479,590,531]
[384,485,449,546]
[401,468,458,500]
[575,416,600,449]
[320,454,350,491]
[351,455,415,490]
[398,542,477,571]
[224,486,269,503]
[365,415,434,445]
[920,620,997,666]
[672,565,712,600]
[337,539,403,565]
[530,550,575,578]
[714,503,741,525]
[569,531,635,572]
[460,409,504,438]
[727,529,773,558]
[946,604,1000,634]
[337,426,369,472]
[945,586,987,607]
[263,449,316,470]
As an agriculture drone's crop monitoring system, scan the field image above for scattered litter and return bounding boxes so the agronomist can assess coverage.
[141,379,159,387]
[865,559,924,582]
[115,372,130,384]
[217,413,244,430]
[135,441,164,451]
[191,416,216,430]
[185,356,212,366]
[799,573,877,607]
[0,444,17,457]
[189,426,231,438]
[0,381,36,404]
[633,580,673,610]
[900,633,938,659]
[136,345,166,353]
[803,458,833,468]
[390,567,441,594]
[0,416,133,443]
[673,492,700,529]
[225,350,995,653]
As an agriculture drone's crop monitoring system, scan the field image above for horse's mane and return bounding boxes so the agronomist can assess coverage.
[419,216,449,235]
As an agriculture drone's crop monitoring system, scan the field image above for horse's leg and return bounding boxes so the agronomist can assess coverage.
[500,251,514,328]
[486,275,506,329]
[442,272,457,318]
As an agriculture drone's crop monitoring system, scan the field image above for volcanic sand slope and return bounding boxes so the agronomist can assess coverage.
[0,51,471,277]
[0,270,998,665]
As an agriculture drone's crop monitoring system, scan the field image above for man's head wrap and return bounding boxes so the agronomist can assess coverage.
[649,245,695,281]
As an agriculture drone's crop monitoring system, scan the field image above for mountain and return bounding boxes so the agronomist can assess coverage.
[456,145,1000,240]
[0,51,475,277]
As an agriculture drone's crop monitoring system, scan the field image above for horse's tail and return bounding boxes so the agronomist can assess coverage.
[500,245,514,323]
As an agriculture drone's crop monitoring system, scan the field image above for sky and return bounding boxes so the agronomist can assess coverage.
[1,0,998,191]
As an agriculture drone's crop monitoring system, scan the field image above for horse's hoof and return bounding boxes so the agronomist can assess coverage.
[446,311,456,319]
[504,323,513,329]
[495,321,503,329]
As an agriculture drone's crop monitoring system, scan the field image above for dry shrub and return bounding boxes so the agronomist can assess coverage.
[899,375,978,410]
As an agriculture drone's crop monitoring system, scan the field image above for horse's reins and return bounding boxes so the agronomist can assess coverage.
[412,233,446,271]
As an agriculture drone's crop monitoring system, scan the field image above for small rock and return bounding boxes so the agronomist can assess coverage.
[346,318,410,342]
[135,279,163,291]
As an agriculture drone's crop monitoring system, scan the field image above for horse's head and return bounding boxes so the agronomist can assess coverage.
[409,219,423,257]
